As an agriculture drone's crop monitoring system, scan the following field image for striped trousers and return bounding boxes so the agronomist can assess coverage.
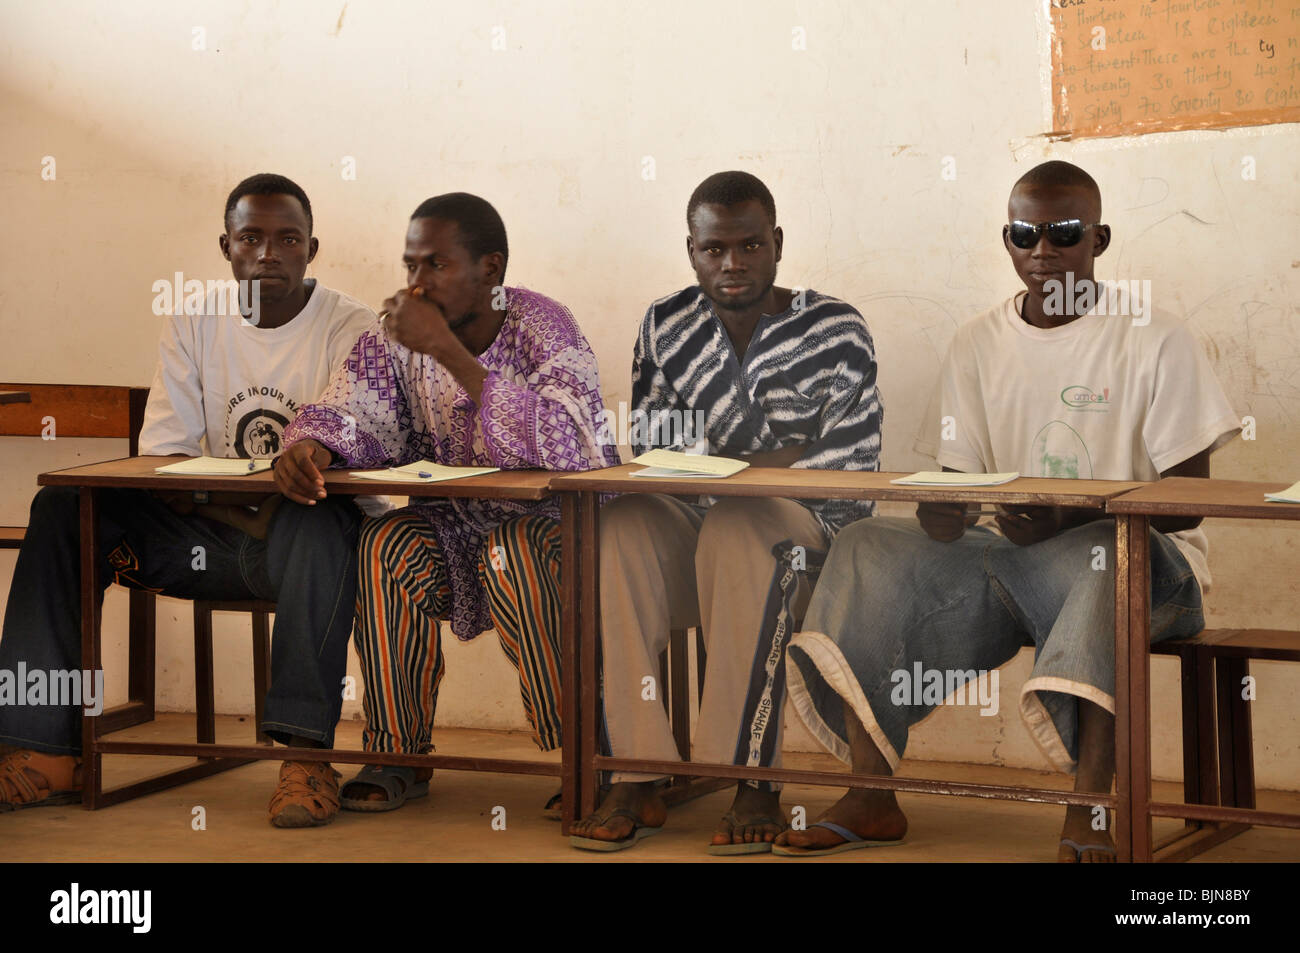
[355,511,564,753]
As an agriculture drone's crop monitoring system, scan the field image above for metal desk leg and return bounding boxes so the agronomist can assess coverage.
[579,490,600,820]
[1127,514,1154,861]
[1113,514,1133,862]
[559,492,582,834]
[79,487,102,808]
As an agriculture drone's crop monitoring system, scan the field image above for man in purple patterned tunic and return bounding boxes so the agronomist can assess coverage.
[275,193,618,818]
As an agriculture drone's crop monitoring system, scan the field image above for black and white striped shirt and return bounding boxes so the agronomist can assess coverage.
[631,286,883,535]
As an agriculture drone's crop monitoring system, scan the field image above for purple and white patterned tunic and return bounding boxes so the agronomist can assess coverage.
[285,286,620,640]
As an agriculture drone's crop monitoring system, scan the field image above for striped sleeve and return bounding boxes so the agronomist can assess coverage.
[630,304,689,456]
[794,320,882,473]
[789,305,884,534]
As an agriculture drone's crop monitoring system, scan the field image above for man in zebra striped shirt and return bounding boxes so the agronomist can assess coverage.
[570,171,883,853]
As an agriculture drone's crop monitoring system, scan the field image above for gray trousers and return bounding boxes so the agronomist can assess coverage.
[598,494,826,784]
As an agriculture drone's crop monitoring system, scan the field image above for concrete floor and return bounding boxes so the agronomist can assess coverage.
[3,713,1297,862]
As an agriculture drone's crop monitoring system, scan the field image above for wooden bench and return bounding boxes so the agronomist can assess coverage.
[1,383,153,735]
[655,615,1295,850]
[1,382,272,749]
[1150,627,1300,860]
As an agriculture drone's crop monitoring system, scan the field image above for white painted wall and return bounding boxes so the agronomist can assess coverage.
[1,0,1296,787]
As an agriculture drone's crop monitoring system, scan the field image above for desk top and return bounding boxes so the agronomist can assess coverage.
[0,390,32,405]
[37,456,555,501]
[1108,477,1300,521]
[551,465,1144,507]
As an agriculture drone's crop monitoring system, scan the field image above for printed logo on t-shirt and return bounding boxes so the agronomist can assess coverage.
[1030,420,1093,479]
[1060,384,1111,412]
[223,385,301,457]
[232,408,290,457]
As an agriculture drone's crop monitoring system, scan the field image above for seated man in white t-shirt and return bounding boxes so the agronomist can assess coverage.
[777,161,1240,861]
[0,174,379,829]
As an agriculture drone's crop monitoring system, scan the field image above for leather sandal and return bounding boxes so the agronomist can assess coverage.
[0,750,81,811]
[268,761,342,828]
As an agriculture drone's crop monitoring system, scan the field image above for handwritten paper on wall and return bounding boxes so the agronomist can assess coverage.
[1049,0,1300,139]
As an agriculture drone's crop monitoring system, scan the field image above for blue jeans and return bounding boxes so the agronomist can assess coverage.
[786,517,1204,772]
[0,486,360,754]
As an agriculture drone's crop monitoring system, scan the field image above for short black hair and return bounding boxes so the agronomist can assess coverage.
[410,192,509,278]
[687,171,777,229]
[224,173,313,234]
[1012,161,1102,216]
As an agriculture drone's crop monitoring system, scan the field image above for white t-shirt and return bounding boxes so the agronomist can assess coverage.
[139,279,387,515]
[914,289,1240,590]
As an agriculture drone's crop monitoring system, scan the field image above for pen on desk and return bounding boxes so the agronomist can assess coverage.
[247,460,257,471]
[417,471,433,479]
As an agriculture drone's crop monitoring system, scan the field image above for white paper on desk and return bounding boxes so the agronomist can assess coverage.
[890,471,1020,487]
[349,461,500,483]
[1264,480,1300,503]
[629,449,749,478]
[154,456,272,476]
[631,466,735,479]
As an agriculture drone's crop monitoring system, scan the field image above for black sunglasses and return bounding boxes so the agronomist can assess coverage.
[1007,219,1100,249]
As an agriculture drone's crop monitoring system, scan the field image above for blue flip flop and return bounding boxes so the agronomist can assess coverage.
[339,764,430,812]
[771,820,904,857]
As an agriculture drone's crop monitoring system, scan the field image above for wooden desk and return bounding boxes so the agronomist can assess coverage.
[551,465,1147,858]
[36,456,574,813]
[0,390,32,405]
[1108,477,1300,861]
[40,454,554,499]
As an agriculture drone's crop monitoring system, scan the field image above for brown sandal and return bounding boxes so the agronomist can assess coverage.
[268,761,341,828]
[0,750,81,811]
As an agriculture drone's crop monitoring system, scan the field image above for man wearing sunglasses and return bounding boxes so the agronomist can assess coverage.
[777,160,1239,861]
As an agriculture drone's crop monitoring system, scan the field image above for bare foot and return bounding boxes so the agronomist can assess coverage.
[571,782,667,843]
[711,783,786,846]
[775,697,907,851]
[773,788,907,851]
[1058,805,1116,863]
[1059,701,1117,863]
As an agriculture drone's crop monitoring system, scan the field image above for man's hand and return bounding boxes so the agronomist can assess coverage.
[995,504,1066,546]
[274,439,334,505]
[738,444,807,468]
[917,501,975,542]
[381,288,460,360]
[193,494,284,540]
[154,490,198,516]
[380,287,489,403]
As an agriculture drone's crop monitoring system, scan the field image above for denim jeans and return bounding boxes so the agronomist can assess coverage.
[787,517,1204,773]
[0,485,360,754]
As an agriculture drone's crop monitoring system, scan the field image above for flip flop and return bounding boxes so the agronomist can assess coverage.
[569,808,663,852]
[543,790,563,822]
[771,820,904,857]
[339,764,430,813]
[707,811,788,855]
[1059,837,1117,862]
